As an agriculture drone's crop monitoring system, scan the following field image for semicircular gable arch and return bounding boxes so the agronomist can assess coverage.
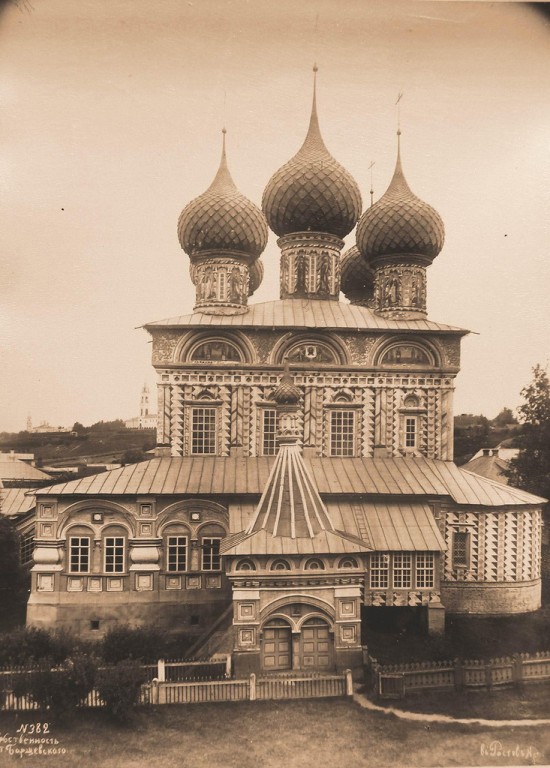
[156,499,229,530]
[260,594,336,622]
[175,331,256,365]
[58,500,137,537]
[269,332,349,366]
[371,335,441,368]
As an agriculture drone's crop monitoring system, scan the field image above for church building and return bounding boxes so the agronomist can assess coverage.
[27,73,544,675]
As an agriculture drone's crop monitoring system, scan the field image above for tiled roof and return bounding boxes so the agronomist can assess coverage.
[36,456,545,507]
[0,487,35,517]
[144,299,468,333]
[0,459,51,482]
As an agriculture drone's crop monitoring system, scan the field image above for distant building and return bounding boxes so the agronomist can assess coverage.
[27,417,71,434]
[464,446,520,486]
[125,384,157,430]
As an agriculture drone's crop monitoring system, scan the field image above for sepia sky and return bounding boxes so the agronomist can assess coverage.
[0,0,549,433]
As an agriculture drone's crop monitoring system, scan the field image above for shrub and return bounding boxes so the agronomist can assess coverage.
[13,654,97,719]
[96,659,147,722]
[102,626,164,664]
[0,627,78,666]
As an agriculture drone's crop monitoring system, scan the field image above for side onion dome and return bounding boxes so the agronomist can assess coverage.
[340,245,374,303]
[178,130,268,260]
[356,133,445,265]
[248,258,264,296]
[262,68,361,238]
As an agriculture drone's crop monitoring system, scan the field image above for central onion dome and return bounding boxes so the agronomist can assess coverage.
[178,130,268,259]
[340,245,374,306]
[262,68,361,238]
[356,133,444,265]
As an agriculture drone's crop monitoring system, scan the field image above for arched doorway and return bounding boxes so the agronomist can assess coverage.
[299,617,333,670]
[262,619,292,671]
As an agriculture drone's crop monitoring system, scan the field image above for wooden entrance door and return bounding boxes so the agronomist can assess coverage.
[262,621,292,670]
[300,618,332,670]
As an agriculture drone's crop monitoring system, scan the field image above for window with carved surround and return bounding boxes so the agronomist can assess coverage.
[20,531,35,565]
[370,553,389,588]
[393,553,412,588]
[452,532,470,569]
[191,407,217,454]
[104,537,125,573]
[330,410,356,457]
[404,416,417,449]
[261,409,277,456]
[167,536,188,572]
[69,536,90,574]
[416,554,434,588]
[202,537,221,571]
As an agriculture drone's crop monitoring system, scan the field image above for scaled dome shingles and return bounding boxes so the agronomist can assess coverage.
[340,245,374,297]
[262,93,361,239]
[357,146,444,263]
[178,137,268,259]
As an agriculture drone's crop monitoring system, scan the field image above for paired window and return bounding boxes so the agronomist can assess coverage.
[104,536,125,573]
[167,536,188,572]
[330,410,355,457]
[262,409,277,456]
[191,407,217,454]
[452,531,470,569]
[69,536,90,573]
[202,538,221,571]
[369,553,435,589]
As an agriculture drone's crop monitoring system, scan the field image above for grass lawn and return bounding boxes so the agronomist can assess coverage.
[374,682,550,720]
[1,699,549,767]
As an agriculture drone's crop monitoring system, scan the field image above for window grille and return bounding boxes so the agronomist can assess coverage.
[104,536,125,573]
[370,553,389,588]
[262,409,277,455]
[452,531,469,568]
[20,532,34,565]
[416,553,434,588]
[167,536,187,572]
[330,410,355,457]
[202,537,221,571]
[191,407,217,454]
[393,553,412,588]
[69,537,90,573]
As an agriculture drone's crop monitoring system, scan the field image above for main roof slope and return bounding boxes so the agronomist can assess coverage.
[36,456,545,507]
[144,299,467,333]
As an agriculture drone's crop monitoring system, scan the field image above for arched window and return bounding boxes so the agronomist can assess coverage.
[304,558,325,571]
[270,559,291,571]
[338,557,358,569]
[102,525,127,574]
[236,559,256,571]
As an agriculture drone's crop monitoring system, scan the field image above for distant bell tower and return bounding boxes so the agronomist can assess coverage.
[140,384,150,417]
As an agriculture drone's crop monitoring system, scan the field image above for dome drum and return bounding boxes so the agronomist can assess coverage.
[191,256,251,316]
[278,232,343,300]
[374,263,428,319]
